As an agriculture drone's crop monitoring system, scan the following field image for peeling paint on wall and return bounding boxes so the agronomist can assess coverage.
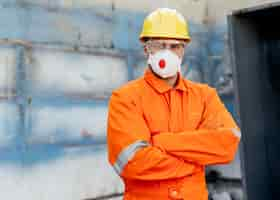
[0,2,243,199]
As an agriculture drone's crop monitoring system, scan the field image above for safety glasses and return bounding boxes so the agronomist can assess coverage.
[145,40,186,51]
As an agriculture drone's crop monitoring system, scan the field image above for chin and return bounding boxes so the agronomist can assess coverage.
[166,72,180,79]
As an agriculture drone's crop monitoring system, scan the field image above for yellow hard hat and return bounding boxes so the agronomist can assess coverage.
[139,8,191,42]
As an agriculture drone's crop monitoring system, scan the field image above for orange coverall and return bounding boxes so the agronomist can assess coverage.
[107,68,240,200]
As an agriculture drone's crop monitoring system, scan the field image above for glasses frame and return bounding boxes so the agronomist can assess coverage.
[145,40,186,52]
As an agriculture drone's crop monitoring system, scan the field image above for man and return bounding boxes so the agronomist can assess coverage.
[107,8,240,200]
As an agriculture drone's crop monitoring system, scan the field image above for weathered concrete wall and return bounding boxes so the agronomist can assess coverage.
[0,0,271,199]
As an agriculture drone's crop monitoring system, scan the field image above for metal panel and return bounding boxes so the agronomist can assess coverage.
[0,102,20,148]
[25,100,108,145]
[25,48,128,99]
[0,6,114,48]
[0,47,17,98]
[0,145,123,200]
[22,145,123,200]
[228,3,280,199]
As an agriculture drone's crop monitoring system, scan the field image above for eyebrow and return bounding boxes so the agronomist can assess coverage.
[150,40,183,44]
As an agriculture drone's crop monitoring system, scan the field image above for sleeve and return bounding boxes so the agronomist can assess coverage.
[152,87,241,166]
[107,91,199,181]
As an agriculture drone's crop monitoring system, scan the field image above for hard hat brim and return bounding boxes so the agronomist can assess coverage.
[139,35,191,43]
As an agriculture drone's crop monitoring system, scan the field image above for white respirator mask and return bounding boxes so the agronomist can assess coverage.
[147,49,182,78]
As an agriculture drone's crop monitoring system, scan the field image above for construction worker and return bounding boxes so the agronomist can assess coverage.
[107,8,241,200]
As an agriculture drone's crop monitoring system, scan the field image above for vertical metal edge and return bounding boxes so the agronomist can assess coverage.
[227,14,248,200]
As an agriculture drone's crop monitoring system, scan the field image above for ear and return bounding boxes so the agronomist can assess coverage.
[180,48,185,59]
[143,46,149,58]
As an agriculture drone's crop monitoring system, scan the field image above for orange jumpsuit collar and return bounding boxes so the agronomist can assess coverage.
[144,67,187,93]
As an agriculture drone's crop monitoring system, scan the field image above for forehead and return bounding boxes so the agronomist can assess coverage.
[150,38,185,44]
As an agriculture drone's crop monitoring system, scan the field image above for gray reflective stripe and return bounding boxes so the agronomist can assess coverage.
[113,140,149,175]
[231,128,241,138]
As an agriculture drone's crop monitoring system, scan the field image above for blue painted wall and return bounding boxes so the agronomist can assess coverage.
[0,1,239,199]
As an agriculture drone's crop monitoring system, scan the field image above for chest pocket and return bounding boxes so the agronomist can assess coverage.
[143,111,169,136]
[185,93,205,130]
[142,100,170,136]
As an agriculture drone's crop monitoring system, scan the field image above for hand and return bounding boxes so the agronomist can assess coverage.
[231,128,241,139]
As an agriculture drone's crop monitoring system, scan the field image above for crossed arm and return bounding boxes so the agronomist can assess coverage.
[107,88,240,181]
[152,88,241,165]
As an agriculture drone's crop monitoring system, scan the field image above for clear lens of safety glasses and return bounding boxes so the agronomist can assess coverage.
[146,41,185,51]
